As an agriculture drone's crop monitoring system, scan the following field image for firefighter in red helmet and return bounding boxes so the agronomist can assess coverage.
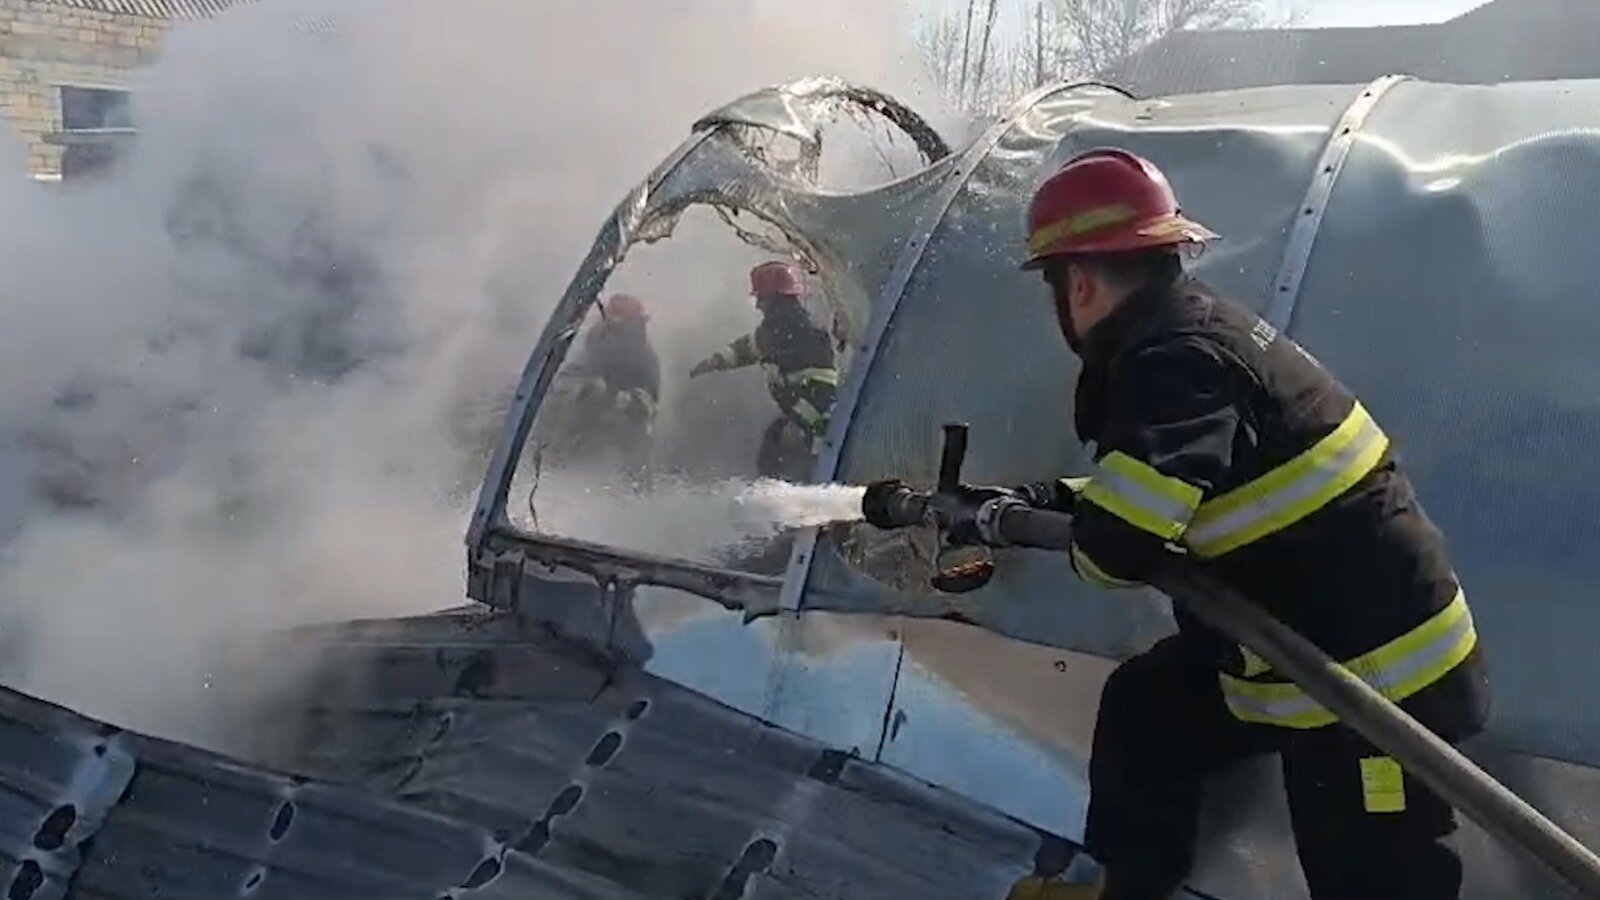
[863,148,1488,899]
[690,260,839,480]
[603,292,647,322]
[555,292,661,482]
[585,293,659,418]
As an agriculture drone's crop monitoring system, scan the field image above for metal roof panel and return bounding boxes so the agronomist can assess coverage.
[43,0,247,21]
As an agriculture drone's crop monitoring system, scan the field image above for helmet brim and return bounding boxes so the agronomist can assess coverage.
[1019,214,1219,270]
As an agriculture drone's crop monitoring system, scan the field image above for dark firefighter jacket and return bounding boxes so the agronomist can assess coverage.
[1040,276,1487,732]
[578,316,661,408]
[702,298,838,437]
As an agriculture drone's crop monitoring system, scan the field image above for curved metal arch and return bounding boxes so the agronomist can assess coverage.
[776,80,1138,613]
[465,79,957,615]
[693,76,953,171]
[1264,74,1410,330]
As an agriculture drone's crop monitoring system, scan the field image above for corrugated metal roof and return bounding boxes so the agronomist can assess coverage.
[1109,0,1600,96]
[289,14,337,34]
[0,604,1142,899]
[42,0,335,31]
[267,608,1114,899]
[0,673,661,899]
[42,0,250,21]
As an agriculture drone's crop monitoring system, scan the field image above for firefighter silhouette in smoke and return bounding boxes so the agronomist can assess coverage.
[689,260,839,481]
[549,293,660,484]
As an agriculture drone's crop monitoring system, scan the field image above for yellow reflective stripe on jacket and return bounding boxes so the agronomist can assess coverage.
[1219,588,1476,729]
[1185,401,1388,558]
[1070,540,1139,590]
[1239,645,1271,678]
[1080,451,1203,541]
[784,367,839,387]
[1059,475,1090,496]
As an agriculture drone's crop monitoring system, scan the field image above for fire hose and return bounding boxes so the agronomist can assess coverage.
[867,423,1600,898]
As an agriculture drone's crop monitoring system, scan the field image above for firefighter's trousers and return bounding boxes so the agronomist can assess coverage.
[1084,634,1485,900]
[756,415,815,482]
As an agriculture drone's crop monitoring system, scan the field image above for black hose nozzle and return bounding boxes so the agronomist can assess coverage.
[938,422,968,493]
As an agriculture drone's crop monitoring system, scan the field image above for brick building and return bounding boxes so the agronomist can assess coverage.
[0,0,243,180]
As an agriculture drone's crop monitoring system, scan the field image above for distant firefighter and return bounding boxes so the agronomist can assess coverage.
[689,261,838,481]
[545,293,660,483]
[580,293,660,419]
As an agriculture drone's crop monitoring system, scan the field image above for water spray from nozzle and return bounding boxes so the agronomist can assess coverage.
[523,472,866,565]
[730,478,866,530]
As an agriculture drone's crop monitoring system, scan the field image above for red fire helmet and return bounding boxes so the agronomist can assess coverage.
[1021,147,1219,269]
[604,293,648,322]
[749,260,804,297]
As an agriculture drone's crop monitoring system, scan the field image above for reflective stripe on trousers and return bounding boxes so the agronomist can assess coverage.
[1219,588,1477,729]
[784,367,838,387]
[1186,401,1389,558]
[1069,541,1138,590]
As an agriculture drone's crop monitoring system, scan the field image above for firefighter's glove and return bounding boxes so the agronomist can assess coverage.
[862,479,914,530]
[1012,476,1091,515]
[937,485,1024,547]
[615,388,654,421]
[1013,482,1057,508]
[573,377,605,404]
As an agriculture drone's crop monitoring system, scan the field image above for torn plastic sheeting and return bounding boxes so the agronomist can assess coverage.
[691,75,951,167]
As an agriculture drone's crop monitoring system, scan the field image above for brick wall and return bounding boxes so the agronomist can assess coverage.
[0,0,168,178]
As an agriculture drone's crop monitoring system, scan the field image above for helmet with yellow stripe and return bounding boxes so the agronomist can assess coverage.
[1021,147,1218,269]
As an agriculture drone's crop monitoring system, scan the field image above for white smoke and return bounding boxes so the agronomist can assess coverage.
[0,0,939,747]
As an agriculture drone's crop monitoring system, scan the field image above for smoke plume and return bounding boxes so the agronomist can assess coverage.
[0,0,938,747]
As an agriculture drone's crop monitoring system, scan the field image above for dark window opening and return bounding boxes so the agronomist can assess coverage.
[59,86,132,131]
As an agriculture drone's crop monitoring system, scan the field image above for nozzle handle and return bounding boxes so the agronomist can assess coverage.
[938,422,969,494]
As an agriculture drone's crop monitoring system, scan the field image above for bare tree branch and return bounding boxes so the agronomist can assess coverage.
[1051,0,1284,79]
[1034,1,1047,88]
[970,0,1003,109]
[916,7,963,109]
[957,0,981,106]
[923,0,1292,117]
